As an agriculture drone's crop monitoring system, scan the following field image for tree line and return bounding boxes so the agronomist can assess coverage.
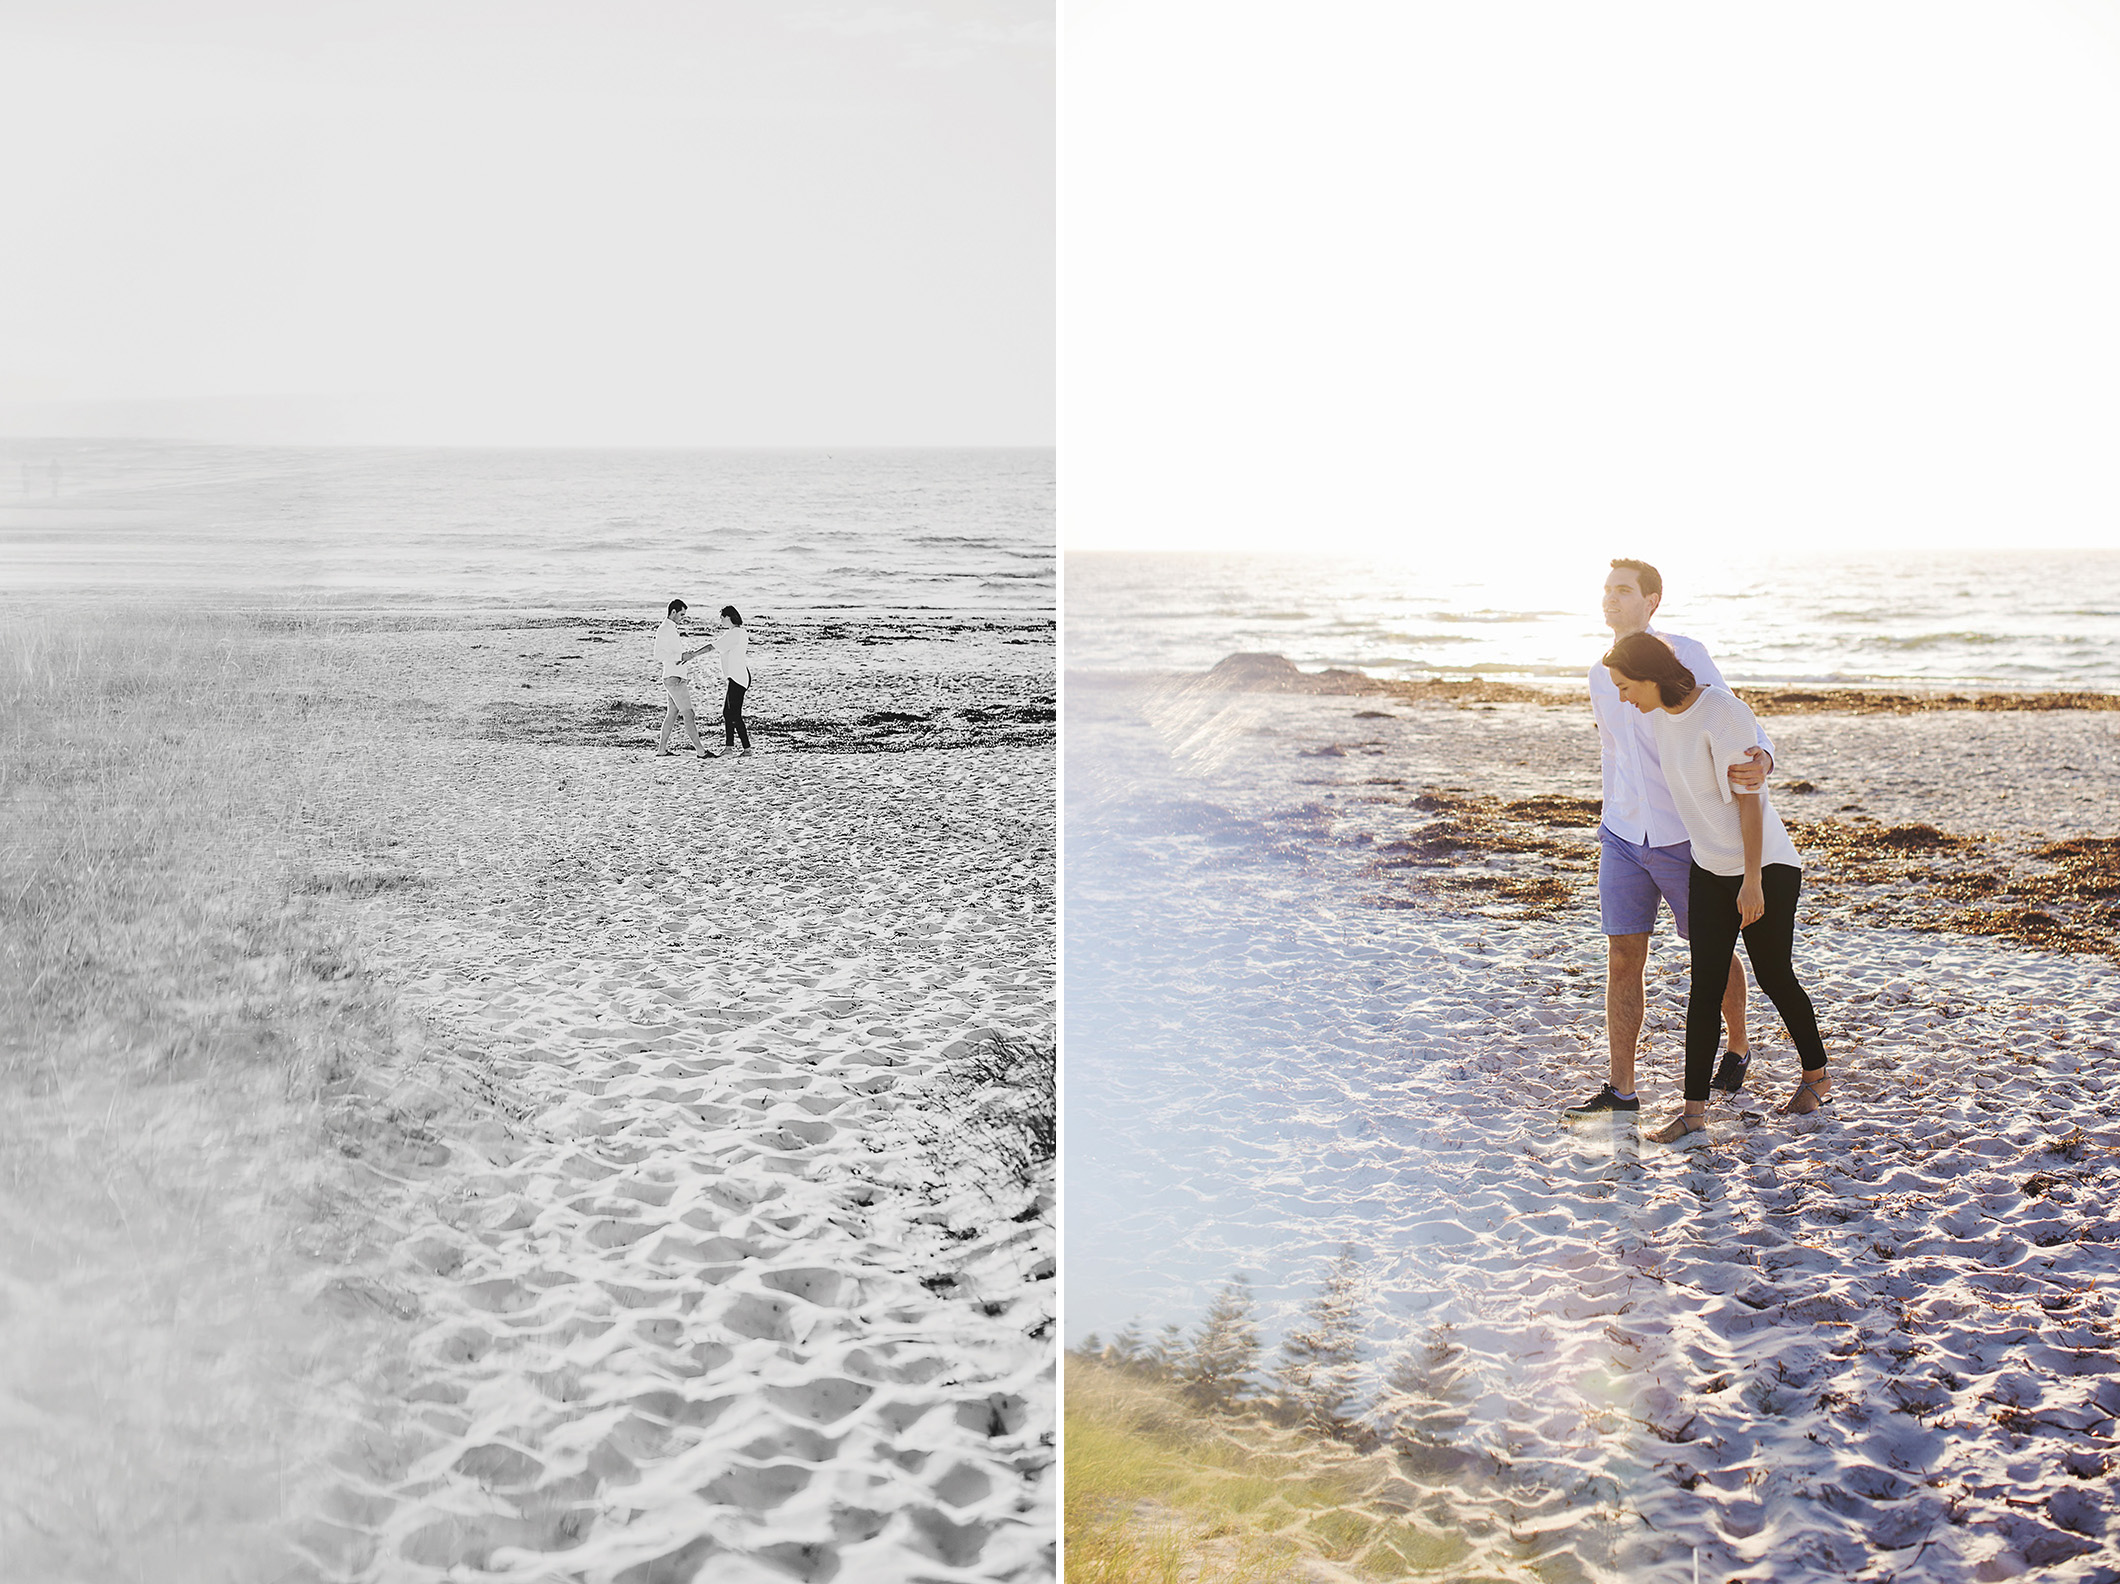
[1070,1249,1478,1461]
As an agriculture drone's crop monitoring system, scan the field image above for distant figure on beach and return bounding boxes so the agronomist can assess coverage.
[1600,633,1833,1142]
[655,598,719,759]
[1565,560,1773,1123]
[715,605,753,758]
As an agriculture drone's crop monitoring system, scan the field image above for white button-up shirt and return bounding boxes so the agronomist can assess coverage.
[654,619,690,680]
[1590,627,1775,848]
[714,625,750,689]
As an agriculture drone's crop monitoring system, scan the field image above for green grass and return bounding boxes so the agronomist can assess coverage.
[1065,1360,1480,1582]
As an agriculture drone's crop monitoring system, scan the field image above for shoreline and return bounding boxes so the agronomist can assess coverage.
[1066,654,2120,713]
[1070,658,2120,962]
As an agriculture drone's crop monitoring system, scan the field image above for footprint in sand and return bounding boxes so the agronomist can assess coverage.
[295,750,1052,1580]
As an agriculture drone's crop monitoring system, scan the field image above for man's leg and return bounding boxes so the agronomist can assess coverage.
[674,681,707,754]
[1592,826,1665,1103]
[1723,952,1749,1055]
[658,694,678,753]
[1606,932,1650,1095]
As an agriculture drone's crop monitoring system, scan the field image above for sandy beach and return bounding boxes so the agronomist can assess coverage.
[0,605,1054,1582]
[1066,660,2120,1583]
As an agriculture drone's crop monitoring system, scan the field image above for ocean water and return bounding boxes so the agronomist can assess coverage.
[1,441,1053,616]
[1068,547,2120,692]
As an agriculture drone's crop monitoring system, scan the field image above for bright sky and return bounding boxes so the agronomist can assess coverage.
[0,0,1051,445]
[1065,1,2120,555]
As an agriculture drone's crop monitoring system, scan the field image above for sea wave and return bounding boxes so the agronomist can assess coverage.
[1857,631,2023,649]
[1424,610,1556,624]
[0,442,1053,616]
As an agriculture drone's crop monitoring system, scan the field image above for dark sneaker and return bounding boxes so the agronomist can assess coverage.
[1563,1085,1640,1120]
[1710,1050,1751,1094]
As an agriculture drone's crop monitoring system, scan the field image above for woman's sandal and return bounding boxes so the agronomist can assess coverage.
[1779,1075,1833,1116]
[1648,1115,1708,1146]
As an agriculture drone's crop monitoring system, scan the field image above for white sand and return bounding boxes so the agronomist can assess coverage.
[297,742,1055,1581]
[1067,674,2120,1583]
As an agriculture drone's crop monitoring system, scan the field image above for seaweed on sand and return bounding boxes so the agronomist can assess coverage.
[1367,790,1595,920]
[1788,820,2120,961]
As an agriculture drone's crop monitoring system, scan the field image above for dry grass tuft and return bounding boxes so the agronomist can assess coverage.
[953,1030,1057,1173]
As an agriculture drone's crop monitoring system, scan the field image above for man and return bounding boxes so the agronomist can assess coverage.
[1565,558,1773,1120]
[655,598,718,759]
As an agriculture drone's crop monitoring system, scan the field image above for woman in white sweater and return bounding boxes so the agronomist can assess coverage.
[714,605,752,756]
[1601,632,1832,1143]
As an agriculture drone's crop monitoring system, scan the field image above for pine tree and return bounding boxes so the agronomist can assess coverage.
[1372,1323,1473,1457]
[1105,1320,1146,1372]
[1181,1278,1262,1411]
[1275,1247,1365,1436]
[1149,1322,1188,1379]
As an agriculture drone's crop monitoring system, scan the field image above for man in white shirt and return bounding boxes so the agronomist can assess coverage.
[655,598,718,759]
[1564,559,1773,1120]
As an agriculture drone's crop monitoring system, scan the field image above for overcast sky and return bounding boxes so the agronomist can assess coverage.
[1065,1,2120,555]
[0,0,1052,445]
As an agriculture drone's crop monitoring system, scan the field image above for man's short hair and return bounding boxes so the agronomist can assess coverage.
[1609,558,1662,600]
[667,598,687,617]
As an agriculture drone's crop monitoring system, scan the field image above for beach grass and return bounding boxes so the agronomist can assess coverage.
[8,608,347,1051]
[936,1030,1057,1188]
[1066,1359,1480,1583]
[0,602,466,1575]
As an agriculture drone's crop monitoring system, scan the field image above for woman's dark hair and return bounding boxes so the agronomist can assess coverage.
[720,605,743,626]
[667,598,687,617]
[1602,631,1696,707]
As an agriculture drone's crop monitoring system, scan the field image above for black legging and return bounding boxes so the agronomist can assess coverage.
[723,679,750,749]
[1686,862,1827,1102]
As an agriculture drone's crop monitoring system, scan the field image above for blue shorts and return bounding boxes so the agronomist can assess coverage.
[1598,825,1694,939]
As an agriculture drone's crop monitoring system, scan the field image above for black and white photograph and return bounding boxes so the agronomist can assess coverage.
[0,3,1053,1579]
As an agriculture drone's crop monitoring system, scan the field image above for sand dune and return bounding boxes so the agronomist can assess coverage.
[296,742,1054,1581]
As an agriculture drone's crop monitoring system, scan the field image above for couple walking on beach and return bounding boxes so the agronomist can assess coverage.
[1565,558,1833,1145]
[656,598,753,760]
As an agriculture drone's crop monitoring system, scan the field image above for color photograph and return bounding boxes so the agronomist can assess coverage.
[1064,6,2120,1581]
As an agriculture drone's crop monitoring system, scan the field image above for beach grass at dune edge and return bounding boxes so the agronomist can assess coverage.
[1067,1357,1485,1583]
[0,605,485,1577]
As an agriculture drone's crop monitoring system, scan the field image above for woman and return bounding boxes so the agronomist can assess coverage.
[1601,632,1832,1143]
[715,605,753,757]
